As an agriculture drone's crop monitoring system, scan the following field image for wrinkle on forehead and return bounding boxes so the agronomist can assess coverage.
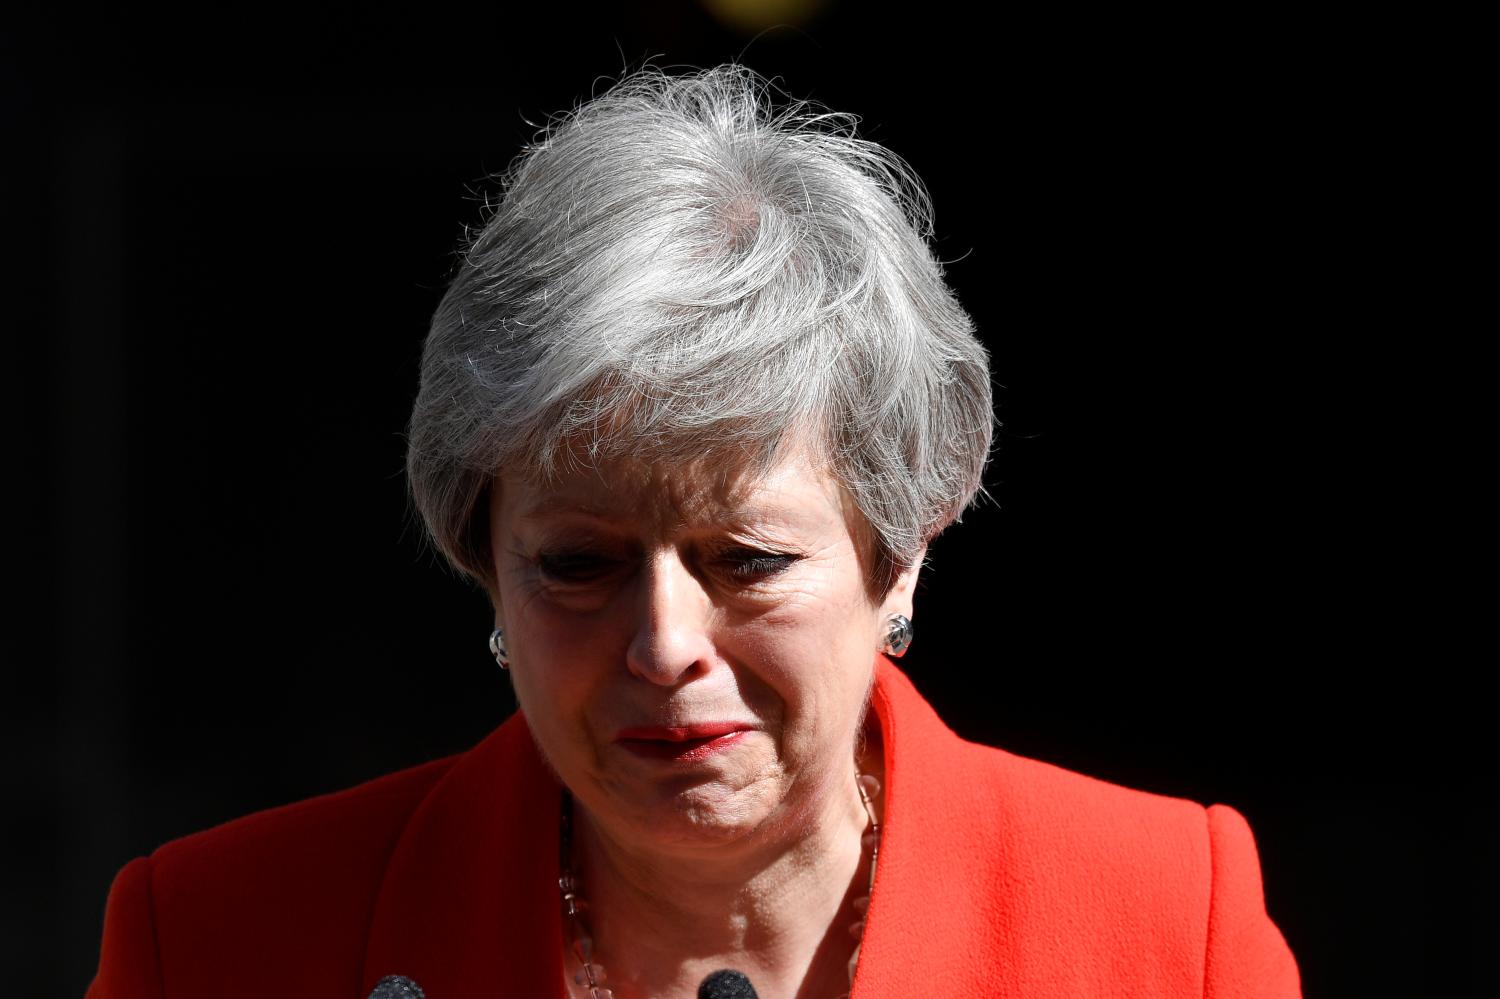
[513,444,841,534]
[511,418,839,524]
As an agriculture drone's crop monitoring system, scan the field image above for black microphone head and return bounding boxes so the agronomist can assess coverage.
[698,968,760,999]
[367,975,427,999]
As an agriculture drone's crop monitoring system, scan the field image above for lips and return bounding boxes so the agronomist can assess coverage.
[615,723,754,763]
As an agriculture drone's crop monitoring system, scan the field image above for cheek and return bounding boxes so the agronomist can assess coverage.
[504,603,624,753]
[740,589,878,745]
[512,597,621,666]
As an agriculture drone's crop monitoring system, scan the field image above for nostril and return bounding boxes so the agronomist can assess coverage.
[624,632,712,685]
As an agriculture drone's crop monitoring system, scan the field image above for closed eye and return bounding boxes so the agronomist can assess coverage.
[536,550,625,584]
[533,545,797,586]
[720,548,798,581]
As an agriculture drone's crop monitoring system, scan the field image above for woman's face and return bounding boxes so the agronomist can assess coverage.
[488,445,921,852]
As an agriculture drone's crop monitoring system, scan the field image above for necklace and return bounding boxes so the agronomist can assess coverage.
[558,767,883,999]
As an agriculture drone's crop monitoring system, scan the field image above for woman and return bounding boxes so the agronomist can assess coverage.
[88,65,1300,998]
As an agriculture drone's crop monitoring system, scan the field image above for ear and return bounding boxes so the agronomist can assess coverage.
[483,478,508,629]
[881,543,928,621]
[480,561,506,630]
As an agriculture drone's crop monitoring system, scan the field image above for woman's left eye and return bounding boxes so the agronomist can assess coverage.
[720,548,797,581]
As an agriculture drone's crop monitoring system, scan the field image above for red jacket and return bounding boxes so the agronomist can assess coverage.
[88,658,1301,997]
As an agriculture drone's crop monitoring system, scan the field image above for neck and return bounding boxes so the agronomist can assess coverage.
[570,738,883,999]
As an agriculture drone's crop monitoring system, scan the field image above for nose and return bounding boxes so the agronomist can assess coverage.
[624,548,716,686]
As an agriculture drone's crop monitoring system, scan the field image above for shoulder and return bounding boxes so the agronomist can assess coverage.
[89,753,461,999]
[878,661,1210,862]
[912,743,1300,996]
[150,751,457,880]
[936,738,1302,990]
[958,735,1210,848]
[917,734,1216,907]
[874,662,1299,995]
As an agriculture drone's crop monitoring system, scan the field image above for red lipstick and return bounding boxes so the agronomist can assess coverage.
[615,723,753,763]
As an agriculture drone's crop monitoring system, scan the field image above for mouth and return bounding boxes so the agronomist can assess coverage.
[614,723,754,763]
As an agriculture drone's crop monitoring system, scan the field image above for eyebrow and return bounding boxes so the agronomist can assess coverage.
[516,500,622,523]
[515,495,823,532]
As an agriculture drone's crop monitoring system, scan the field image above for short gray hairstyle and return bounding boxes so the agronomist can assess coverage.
[407,64,993,595]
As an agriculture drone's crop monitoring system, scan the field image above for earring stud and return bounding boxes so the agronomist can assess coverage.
[882,614,914,657]
[489,628,511,670]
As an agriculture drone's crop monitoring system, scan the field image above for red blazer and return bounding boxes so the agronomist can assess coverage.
[88,658,1301,998]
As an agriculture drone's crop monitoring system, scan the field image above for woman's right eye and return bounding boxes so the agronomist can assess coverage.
[536,551,621,583]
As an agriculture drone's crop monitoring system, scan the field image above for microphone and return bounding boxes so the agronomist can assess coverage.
[367,975,426,999]
[698,968,760,998]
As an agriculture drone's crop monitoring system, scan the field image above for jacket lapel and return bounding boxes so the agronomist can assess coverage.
[362,711,567,999]
[853,656,988,997]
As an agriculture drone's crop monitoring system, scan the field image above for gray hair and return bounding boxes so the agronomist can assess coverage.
[407,64,993,595]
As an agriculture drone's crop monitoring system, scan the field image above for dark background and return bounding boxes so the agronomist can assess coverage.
[3,3,1481,998]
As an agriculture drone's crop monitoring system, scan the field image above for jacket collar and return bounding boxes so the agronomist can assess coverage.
[361,656,957,998]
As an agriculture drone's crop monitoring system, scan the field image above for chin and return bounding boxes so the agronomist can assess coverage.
[606,775,782,850]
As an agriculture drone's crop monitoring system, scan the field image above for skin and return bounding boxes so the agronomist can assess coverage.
[487,442,924,999]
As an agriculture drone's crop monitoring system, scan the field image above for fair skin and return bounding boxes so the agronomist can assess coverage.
[488,442,924,999]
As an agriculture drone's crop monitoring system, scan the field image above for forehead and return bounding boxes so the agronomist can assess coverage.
[499,447,851,535]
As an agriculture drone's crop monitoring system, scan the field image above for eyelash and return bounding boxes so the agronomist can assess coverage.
[721,548,796,580]
[534,551,618,583]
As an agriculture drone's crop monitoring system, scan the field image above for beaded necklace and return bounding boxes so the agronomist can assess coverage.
[558,768,883,999]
